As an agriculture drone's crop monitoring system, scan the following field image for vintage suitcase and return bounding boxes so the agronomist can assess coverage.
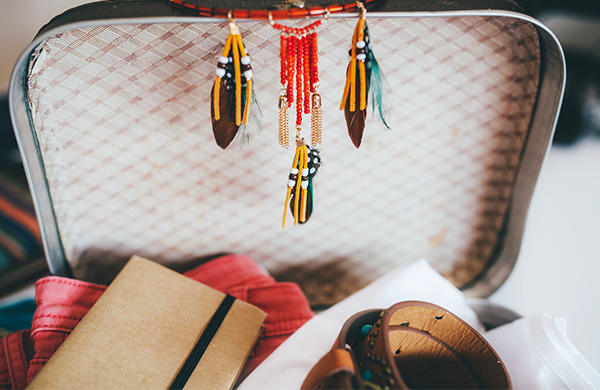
[9,0,564,314]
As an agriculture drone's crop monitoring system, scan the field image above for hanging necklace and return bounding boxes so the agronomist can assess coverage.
[270,12,327,227]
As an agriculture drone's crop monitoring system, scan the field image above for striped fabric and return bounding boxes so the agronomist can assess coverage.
[0,170,42,272]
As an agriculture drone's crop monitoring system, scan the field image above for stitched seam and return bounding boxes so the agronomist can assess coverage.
[17,334,27,385]
[35,278,106,291]
[29,359,48,365]
[31,326,73,337]
[4,335,16,387]
[29,358,49,363]
[33,313,85,321]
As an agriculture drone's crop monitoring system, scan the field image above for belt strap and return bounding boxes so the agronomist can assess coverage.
[302,301,511,390]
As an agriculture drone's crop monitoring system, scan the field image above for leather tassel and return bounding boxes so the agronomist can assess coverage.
[210,17,255,149]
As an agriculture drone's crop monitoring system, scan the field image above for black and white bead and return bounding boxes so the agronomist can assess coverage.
[288,168,299,188]
[215,56,229,78]
[301,168,309,189]
[356,40,367,61]
[241,55,253,80]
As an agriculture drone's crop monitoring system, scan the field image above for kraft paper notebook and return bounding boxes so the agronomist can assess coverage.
[27,255,267,389]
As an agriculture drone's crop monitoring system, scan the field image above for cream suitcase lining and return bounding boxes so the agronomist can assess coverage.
[10,0,565,306]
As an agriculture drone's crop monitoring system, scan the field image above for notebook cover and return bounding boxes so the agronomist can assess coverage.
[26,255,267,389]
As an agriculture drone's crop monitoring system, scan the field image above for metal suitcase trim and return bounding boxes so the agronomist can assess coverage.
[9,9,565,297]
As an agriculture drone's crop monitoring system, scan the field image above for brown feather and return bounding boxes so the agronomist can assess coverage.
[211,78,240,149]
[344,64,368,148]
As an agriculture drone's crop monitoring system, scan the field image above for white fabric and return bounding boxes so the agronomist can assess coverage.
[239,259,483,389]
[486,315,600,389]
[239,259,600,390]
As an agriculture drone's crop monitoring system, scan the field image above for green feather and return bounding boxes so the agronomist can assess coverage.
[364,24,390,130]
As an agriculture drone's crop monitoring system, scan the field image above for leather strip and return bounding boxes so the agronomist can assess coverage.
[169,0,381,19]
[303,348,356,390]
[169,294,236,390]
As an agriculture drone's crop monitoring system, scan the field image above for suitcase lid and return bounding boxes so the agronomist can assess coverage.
[9,0,565,305]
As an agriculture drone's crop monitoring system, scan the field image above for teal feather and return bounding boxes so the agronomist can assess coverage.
[364,24,390,130]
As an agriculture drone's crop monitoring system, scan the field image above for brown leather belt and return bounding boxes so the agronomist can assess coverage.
[302,301,511,390]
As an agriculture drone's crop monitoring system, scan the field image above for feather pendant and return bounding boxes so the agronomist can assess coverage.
[340,11,389,148]
[290,145,321,224]
[211,22,258,149]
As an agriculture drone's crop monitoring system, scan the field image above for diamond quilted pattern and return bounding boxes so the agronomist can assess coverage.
[27,16,539,305]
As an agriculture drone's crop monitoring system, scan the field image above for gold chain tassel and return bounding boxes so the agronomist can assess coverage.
[279,94,289,148]
[311,93,322,146]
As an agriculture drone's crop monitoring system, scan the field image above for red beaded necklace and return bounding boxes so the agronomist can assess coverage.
[272,16,324,149]
[272,15,325,227]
